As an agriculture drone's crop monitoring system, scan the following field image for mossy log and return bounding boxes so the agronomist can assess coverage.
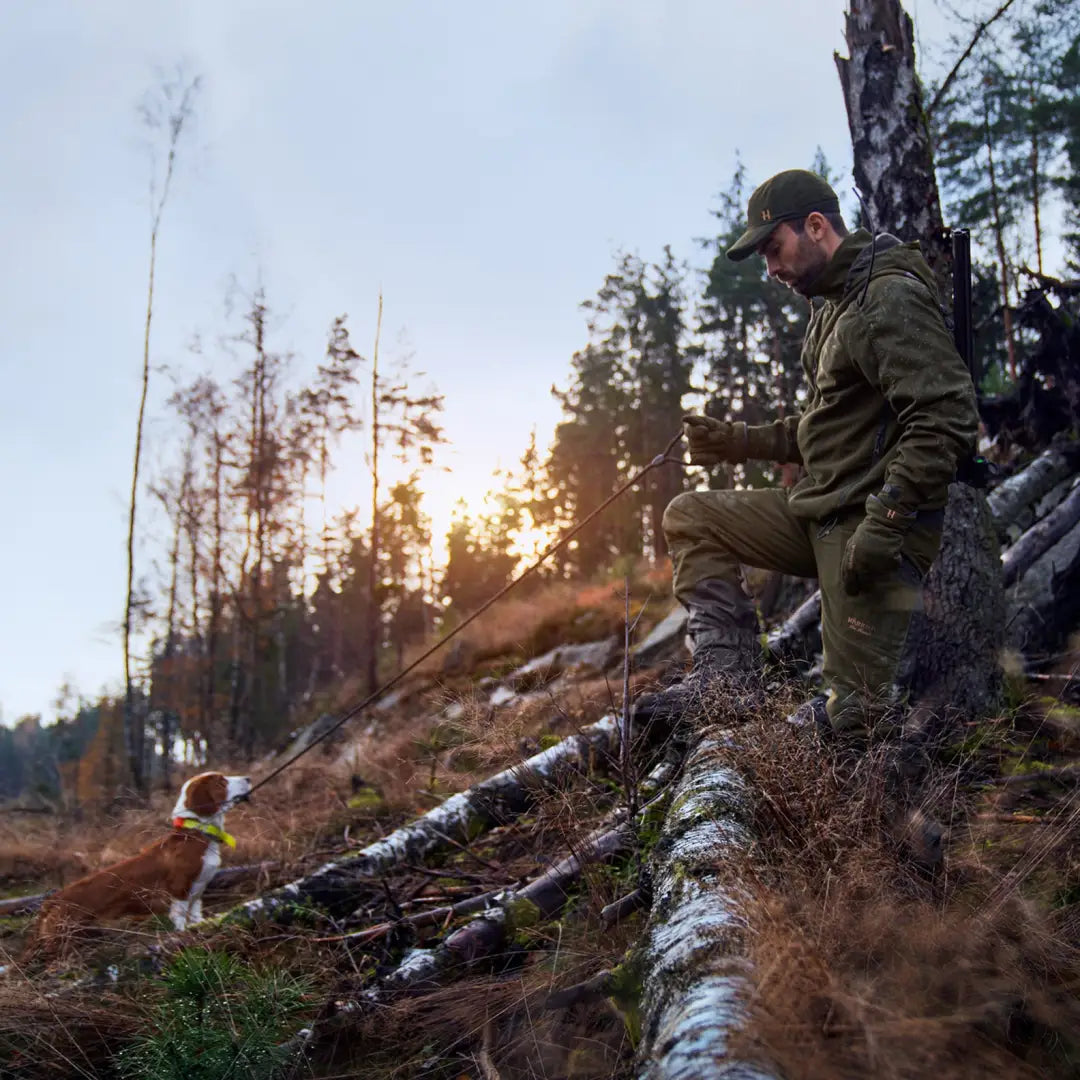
[361,822,636,1003]
[221,713,663,926]
[636,735,776,1080]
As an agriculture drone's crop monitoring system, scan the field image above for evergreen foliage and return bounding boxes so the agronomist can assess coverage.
[543,248,693,575]
[933,0,1080,378]
[114,948,311,1080]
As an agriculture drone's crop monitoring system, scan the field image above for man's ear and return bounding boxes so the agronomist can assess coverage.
[804,211,829,242]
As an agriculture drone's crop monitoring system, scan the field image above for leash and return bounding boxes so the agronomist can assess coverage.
[247,430,685,797]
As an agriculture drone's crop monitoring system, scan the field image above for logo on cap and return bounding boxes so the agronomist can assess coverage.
[760,209,772,222]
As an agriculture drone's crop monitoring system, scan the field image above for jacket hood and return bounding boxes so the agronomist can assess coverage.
[806,230,939,304]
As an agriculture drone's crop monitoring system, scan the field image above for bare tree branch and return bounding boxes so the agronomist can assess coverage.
[927,0,1018,117]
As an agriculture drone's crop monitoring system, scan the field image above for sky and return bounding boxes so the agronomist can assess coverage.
[0,0,971,723]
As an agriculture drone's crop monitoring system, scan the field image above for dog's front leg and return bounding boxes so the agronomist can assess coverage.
[189,898,204,924]
[169,900,191,930]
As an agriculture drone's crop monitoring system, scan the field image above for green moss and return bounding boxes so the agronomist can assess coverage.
[1001,755,1056,777]
[421,720,471,753]
[1043,700,1080,727]
[503,896,542,934]
[464,815,489,842]
[606,951,645,1046]
[281,898,329,928]
[447,747,482,772]
[667,790,713,827]
[347,786,385,812]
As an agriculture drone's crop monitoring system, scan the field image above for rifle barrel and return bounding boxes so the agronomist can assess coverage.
[951,228,976,387]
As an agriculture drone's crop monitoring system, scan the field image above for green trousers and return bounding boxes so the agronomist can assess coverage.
[662,488,942,732]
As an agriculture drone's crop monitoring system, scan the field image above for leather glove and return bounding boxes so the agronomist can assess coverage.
[682,414,749,466]
[841,487,918,597]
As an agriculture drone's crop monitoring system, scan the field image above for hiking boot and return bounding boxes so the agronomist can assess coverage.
[631,642,759,728]
[782,693,831,740]
[783,693,871,759]
[894,807,944,870]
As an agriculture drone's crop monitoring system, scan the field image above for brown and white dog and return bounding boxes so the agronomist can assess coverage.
[25,771,250,959]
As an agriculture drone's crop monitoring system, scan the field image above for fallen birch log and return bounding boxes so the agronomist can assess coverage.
[636,734,776,1080]
[1000,481,1080,587]
[765,590,821,666]
[987,441,1080,540]
[350,756,679,1004]
[219,712,664,926]
[363,820,638,1002]
[1006,516,1080,656]
[271,769,682,1064]
[0,891,49,917]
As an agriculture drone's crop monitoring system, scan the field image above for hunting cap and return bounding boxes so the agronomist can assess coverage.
[726,169,841,261]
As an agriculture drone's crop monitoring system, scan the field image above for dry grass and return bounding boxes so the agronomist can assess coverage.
[0,585,662,1079]
[0,982,142,1078]
[401,563,672,678]
[16,574,1079,1077]
[0,842,88,894]
[717,690,1080,1080]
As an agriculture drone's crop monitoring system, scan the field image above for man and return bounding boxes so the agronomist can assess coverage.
[647,169,979,739]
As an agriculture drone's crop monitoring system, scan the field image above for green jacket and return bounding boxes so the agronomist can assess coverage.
[752,229,979,521]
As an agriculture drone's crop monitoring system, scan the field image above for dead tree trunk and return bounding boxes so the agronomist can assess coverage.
[835,0,949,291]
[836,0,1005,720]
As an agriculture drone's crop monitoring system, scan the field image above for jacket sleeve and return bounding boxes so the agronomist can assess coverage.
[851,275,978,509]
[746,415,803,465]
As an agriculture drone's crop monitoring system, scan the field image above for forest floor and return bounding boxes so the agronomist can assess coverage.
[2,572,1080,1079]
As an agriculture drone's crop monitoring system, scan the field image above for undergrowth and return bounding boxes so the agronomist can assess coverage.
[114,948,313,1080]
[720,683,1080,1080]
[5,573,1080,1078]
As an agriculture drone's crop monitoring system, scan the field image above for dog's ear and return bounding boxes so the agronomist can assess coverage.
[184,773,229,817]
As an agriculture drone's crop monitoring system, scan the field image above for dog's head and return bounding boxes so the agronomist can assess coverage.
[172,772,252,821]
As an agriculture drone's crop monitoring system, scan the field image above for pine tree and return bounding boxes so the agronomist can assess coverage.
[363,295,447,692]
[697,157,814,489]
[544,251,692,574]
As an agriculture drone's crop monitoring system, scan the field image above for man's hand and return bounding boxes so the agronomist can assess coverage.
[841,489,917,597]
[682,414,749,466]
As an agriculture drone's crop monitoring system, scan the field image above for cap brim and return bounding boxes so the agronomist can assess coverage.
[726,221,778,262]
